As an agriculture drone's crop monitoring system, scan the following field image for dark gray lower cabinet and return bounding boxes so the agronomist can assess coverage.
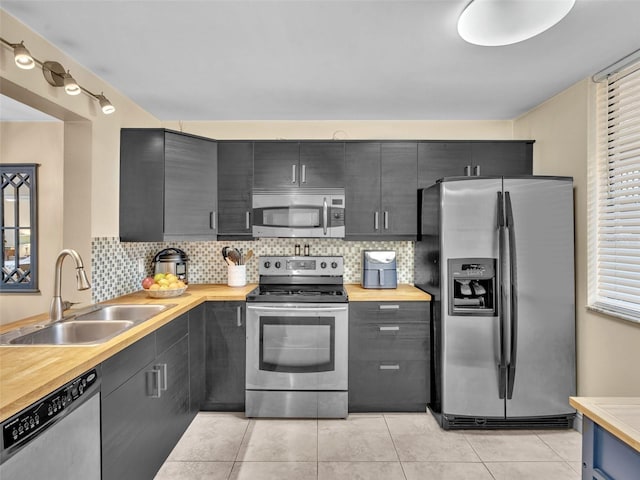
[101,313,193,480]
[189,303,206,413]
[349,301,430,412]
[202,302,246,411]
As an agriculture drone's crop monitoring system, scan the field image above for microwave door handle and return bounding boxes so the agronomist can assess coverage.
[323,197,328,235]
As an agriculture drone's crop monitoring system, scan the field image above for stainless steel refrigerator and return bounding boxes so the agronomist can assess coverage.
[415,176,576,429]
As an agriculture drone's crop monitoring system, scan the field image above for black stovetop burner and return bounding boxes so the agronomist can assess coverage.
[246,284,348,303]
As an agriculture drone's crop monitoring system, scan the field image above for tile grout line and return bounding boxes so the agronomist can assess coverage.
[382,413,409,480]
[228,416,253,480]
[461,430,498,480]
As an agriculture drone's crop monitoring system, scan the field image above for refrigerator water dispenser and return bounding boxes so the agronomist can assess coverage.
[448,258,496,316]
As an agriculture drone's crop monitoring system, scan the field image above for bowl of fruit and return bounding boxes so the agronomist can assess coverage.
[141,273,188,298]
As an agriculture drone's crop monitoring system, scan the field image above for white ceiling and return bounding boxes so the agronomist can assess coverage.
[2,0,640,121]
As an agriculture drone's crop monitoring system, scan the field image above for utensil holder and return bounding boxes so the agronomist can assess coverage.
[227,265,246,287]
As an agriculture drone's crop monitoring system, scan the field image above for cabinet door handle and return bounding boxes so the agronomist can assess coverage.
[292,164,297,183]
[379,364,400,370]
[147,369,162,398]
[379,304,400,310]
[155,363,168,391]
[379,326,400,331]
[237,306,242,327]
[210,211,217,230]
[245,211,250,230]
[301,164,307,184]
[384,211,389,230]
[374,211,379,230]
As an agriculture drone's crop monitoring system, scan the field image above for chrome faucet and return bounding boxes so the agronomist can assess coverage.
[49,249,91,322]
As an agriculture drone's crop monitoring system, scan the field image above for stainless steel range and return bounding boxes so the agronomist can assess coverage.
[245,256,348,418]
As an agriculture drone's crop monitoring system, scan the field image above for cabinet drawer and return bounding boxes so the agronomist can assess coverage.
[156,313,188,354]
[349,360,428,412]
[349,302,428,325]
[101,333,156,398]
[350,322,429,361]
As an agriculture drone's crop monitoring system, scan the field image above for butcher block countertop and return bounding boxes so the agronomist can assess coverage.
[345,284,431,301]
[0,283,429,422]
[570,397,640,452]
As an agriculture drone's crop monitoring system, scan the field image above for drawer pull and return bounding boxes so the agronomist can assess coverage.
[379,364,400,370]
[379,305,400,310]
[379,326,400,331]
[154,363,168,392]
[147,369,162,398]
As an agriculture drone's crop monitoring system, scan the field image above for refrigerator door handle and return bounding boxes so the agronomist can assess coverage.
[505,191,519,400]
[497,191,508,399]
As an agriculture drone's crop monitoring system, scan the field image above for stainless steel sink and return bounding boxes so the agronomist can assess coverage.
[8,321,134,345]
[0,303,175,346]
[73,304,171,322]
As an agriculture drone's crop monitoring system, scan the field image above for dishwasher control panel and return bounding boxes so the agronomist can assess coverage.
[2,369,99,451]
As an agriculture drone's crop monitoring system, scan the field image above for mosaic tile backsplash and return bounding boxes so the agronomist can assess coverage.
[91,237,414,303]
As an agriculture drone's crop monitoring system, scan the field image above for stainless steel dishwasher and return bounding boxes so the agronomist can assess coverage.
[0,368,101,480]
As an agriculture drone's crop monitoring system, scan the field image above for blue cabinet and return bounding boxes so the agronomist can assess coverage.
[581,416,640,479]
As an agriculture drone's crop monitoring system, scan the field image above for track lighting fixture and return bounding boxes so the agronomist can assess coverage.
[0,36,116,115]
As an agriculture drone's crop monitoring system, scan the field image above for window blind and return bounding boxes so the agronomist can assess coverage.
[593,60,640,322]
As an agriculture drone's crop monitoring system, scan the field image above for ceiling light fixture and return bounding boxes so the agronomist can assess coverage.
[0,36,116,115]
[457,0,576,47]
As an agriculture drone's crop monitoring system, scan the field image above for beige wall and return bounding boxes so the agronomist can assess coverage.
[162,120,515,141]
[0,122,64,322]
[514,79,640,396]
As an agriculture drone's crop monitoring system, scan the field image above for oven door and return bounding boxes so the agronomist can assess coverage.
[246,303,348,391]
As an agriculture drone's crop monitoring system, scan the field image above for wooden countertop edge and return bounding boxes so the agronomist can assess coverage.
[570,396,640,452]
[0,283,429,421]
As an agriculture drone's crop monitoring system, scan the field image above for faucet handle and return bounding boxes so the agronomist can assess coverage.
[62,300,81,311]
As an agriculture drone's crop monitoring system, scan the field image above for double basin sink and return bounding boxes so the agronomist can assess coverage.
[0,304,175,346]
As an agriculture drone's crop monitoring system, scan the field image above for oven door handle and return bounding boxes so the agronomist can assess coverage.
[247,305,348,312]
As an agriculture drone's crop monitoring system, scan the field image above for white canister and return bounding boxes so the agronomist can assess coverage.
[227,264,247,287]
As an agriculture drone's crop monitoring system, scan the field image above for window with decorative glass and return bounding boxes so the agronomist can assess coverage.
[590,59,640,323]
[1,164,38,292]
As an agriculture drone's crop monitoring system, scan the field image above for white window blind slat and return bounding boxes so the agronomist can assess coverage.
[593,59,640,321]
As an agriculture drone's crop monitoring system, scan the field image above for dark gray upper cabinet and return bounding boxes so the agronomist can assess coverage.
[299,142,345,188]
[418,141,533,188]
[346,142,418,239]
[253,141,345,189]
[471,141,533,177]
[217,141,253,237]
[120,129,218,242]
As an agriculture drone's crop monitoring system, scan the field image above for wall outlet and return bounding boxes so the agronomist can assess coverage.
[137,258,145,275]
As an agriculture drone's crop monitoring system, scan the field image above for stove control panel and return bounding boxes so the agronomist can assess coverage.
[259,256,344,276]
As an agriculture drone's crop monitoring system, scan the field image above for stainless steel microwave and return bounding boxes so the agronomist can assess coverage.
[252,189,345,238]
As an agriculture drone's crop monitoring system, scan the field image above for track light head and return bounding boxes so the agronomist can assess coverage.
[63,71,81,95]
[13,41,35,69]
[97,94,115,114]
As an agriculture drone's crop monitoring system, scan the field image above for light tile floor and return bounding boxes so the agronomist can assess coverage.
[155,412,582,480]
